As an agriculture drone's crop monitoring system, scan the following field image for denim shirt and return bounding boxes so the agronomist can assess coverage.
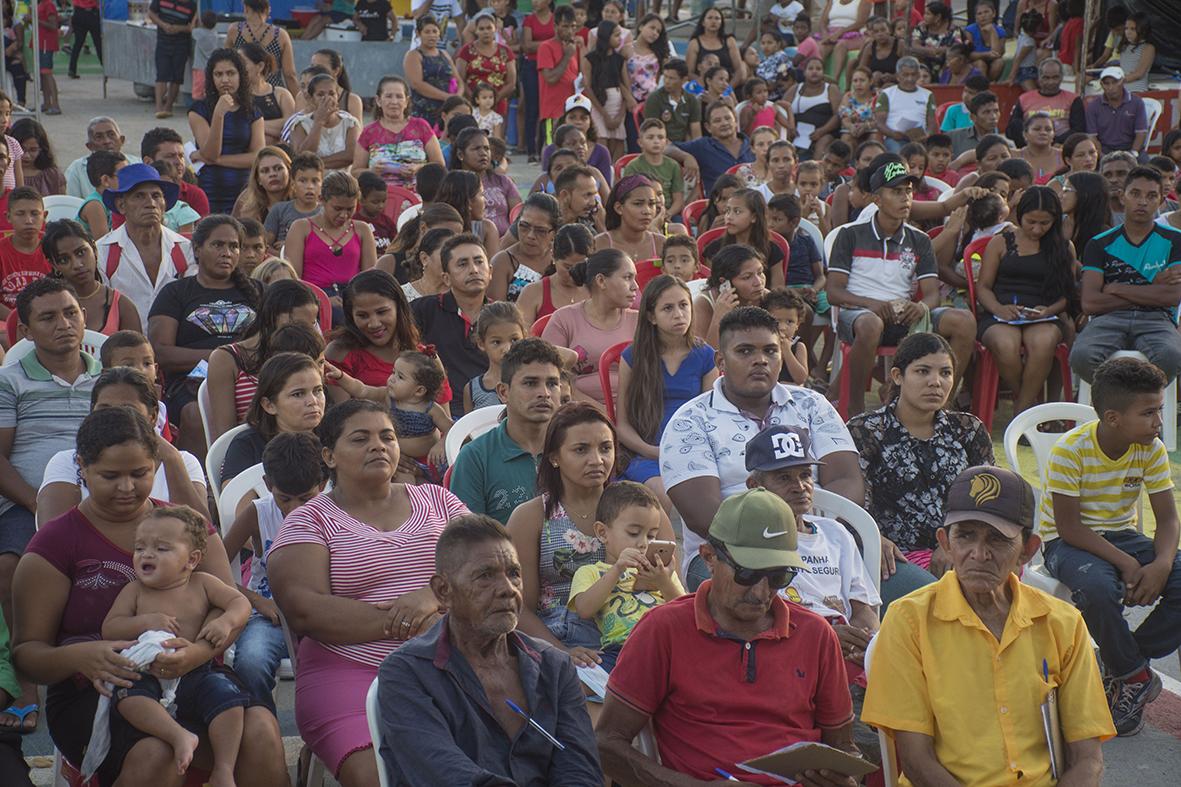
[675,134,755,195]
[377,617,603,786]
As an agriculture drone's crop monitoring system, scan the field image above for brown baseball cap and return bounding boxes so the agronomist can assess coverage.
[943,466,1035,538]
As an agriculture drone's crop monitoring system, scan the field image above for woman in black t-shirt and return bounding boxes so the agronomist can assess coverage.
[147,215,262,454]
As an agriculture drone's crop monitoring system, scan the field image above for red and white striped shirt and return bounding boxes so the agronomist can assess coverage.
[268,484,468,667]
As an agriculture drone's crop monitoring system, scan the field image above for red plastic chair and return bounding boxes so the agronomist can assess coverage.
[302,281,335,335]
[632,105,645,135]
[530,314,552,337]
[681,199,709,236]
[770,231,791,281]
[935,100,957,128]
[927,225,944,239]
[4,309,18,346]
[613,153,640,183]
[508,201,524,224]
[598,341,631,422]
[962,237,1073,432]
[633,258,664,298]
[441,464,453,490]
[384,184,422,226]
[697,226,727,261]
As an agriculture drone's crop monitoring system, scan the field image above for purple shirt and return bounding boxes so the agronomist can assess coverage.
[1084,90,1147,153]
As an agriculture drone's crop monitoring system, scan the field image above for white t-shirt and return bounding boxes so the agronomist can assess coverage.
[248,494,285,598]
[769,0,804,35]
[782,514,880,620]
[40,448,205,502]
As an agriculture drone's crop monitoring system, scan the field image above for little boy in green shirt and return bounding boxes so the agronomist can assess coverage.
[623,119,685,221]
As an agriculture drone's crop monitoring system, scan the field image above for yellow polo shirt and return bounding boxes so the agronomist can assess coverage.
[862,572,1115,786]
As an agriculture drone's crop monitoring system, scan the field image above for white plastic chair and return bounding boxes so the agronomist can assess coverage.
[217,462,267,584]
[937,186,958,202]
[196,378,214,449]
[1141,97,1162,154]
[42,194,84,223]
[798,217,825,267]
[822,204,877,261]
[206,423,250,504]
[396,202,423,232]
[863,637,898,787]
[812,488,882,594]
[1076,350,1177,452]
[922,176,951,196]
[366,678,393,787]
[2,329,107,366]
[444,404,506,465]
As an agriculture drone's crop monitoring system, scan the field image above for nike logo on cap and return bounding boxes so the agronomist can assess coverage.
[763,528,789,539]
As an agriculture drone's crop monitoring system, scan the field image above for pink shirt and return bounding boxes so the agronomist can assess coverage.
[357,119,436,189]
[267,485,468,667]
[542,301,637,404]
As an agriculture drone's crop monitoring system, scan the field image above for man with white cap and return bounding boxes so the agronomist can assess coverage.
[597,487,863,787]
[862,466,1114,787]
[1085,66,1148,154]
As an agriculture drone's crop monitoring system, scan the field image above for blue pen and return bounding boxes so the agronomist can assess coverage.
[505,699,566,750]
[714,767,740,781]
[1043,658,1050,682]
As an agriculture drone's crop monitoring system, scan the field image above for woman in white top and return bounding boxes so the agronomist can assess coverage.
[35,367,209,527]
[289,73,360,171]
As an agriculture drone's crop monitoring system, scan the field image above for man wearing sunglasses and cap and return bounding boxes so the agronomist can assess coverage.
[826,153,976,416]
[597,488,862,787]
[862,467,1113,786]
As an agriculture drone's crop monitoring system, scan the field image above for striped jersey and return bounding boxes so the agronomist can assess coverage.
[1036,421,1173,540]
[828,216,937,302]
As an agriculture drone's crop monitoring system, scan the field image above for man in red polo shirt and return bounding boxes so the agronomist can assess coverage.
[536,6,581,156]
[596,488,861,787]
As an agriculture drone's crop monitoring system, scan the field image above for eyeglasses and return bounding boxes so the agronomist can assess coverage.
[710,541,798,589]
[518,221,554,237]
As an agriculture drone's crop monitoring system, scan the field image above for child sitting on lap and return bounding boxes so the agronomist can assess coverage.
[101,506,252,785]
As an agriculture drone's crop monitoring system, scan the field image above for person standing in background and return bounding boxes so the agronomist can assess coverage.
[67,0,103,80]
[149,0,198,119]
[35,0,60,115]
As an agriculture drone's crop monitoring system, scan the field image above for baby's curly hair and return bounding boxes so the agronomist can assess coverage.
[142,505,208,553]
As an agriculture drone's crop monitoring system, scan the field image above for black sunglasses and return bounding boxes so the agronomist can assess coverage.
[710,541,798,589]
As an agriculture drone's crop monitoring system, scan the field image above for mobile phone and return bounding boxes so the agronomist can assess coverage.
[719,280,733,296]
[645,540,677,567]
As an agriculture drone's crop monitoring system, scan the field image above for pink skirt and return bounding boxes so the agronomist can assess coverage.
[293,638,378,777]
[591,88,626,140]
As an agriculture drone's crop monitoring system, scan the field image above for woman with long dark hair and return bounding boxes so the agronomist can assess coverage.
[325,268,422,387]
[310,48,364,122]
[232,145,292,225]
[146,215,263,455]
[1049,132,1099,189]
[593,174,665,262]
[517,222,593,325]
[10,118,64,196]
[433,170,501,259]
[488,192,559,302]
[226,0,298,90]
[685,7,745,88]
[616,275,716,508]
[43,219,141,335]
[694,243,767,346]
[582,20,630,160]
[450,126,521,235]
[188,49,266,213]
[238,43,295,145]
[403,17,460,132]
[1060,171,1112,257]
[703,187,785,286]
[975,186,1077,415]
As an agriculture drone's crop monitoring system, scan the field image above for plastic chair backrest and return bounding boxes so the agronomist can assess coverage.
[811,488,882,593]
[384,184,422,226]
[770,231,791,279]
[961,235,993,310]
[1142,97,1162,153]
[681,199,709,236]
[366,678,393,787]
[935,100,956,128]
[922,175,952,196]
[206,423,251,504]
[217,462,267,583]
[508,201,524,225]
[597,341,631,422]
[396,202,423,232]
[1002,403,1097,499]
[613,153,640,183]
[530,313,551,337]
[633,258,665,296]
[43,194,85,223]
[197,379,213,449]
[797,218,824,266]
[864,637,900,787]
[2,329,107,367]
[302,281,335,335]
[696,226,727,261]
[444,404,506,465]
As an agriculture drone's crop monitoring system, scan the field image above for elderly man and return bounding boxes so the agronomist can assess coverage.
[64,118,138,198]
[1085,66,1148,154]
[596,488,861,787]
[862,466,1114,785]
[1006,58,1086,146]
[96,163,194,320]
[377,514,602,785]
[874,57,936,154]
[660,306,863,590]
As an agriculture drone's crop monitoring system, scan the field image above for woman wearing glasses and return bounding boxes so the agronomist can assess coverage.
[488,193,559,302]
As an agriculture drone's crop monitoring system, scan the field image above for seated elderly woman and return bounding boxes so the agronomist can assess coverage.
[267,399,468,787]
[377,514,602,785]
[863,467,1114,785]
[13,407,287,786]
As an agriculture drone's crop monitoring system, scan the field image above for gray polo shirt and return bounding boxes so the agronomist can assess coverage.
[0,350,101,515]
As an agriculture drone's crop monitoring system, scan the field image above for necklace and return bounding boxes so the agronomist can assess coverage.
[75,279,103,300]
[315,220,353,256]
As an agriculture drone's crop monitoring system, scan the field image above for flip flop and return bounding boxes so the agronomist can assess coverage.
[0,704,38,734]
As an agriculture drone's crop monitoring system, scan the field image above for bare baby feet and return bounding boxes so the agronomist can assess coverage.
[170,729,200,774]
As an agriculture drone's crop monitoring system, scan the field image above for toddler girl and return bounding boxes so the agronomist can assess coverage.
[466,302,527,413]
[473,83,505,139]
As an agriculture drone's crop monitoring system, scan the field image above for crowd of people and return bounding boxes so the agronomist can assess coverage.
[0,0,1176,784]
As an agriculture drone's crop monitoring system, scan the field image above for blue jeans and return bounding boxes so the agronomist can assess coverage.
[232,613,288,711]
[686,554,711,592]
[1044,531,1181,678]
[880,560,937,617]
[521,58,540,156]
[1069,310,1181,383]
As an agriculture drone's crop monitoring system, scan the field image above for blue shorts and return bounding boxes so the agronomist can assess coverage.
[115,662,251,729]
[0,505,35,556]
[38,51,54,73]
[1016,65,1038,83]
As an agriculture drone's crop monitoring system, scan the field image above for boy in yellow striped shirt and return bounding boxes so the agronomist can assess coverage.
[1039,356,1181,736]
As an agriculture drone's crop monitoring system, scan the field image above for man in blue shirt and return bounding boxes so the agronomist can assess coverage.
[1071,166,1181,383]
[1085,67,1148,154]
[664,102,754,196]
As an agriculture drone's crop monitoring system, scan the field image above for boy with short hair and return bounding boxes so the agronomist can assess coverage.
[940,73,990,133]
[100,330,169,436]
[768,193,831,374]
[78,150,127,240]
[623,119,685,220]
[820,140,851,198]
[924,133,959,186]
[100,505,253,784]
[238,219,267,277]
[264,152,323,250]
[1041,356,1181,736]
[222,432,327,706]
[568,481,684,671]
[0,188,48,316]
[355,170,396,256]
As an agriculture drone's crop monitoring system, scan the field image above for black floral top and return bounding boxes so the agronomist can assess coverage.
[909,23,971,75]
[847,401,994,551]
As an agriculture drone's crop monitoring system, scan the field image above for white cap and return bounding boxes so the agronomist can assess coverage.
[564,93,593,114]
[1099,66,1125,81]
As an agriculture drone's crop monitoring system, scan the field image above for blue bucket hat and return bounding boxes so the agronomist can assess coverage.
[102,163,180,214]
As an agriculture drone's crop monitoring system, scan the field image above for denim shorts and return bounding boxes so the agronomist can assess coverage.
[538,606,602,650]
[0,505,35,556]
[115,662,252,729]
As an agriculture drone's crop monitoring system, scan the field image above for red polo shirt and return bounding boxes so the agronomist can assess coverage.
[606,581,854,784]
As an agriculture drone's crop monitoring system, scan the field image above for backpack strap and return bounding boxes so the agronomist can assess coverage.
[104,240,189,280]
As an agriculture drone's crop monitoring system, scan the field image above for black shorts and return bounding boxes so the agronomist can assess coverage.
[155,39,189,85]
[164,376,199,424]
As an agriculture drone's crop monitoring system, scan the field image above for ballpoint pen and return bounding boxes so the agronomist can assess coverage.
[505,699,566,750]
[714,767,740,781]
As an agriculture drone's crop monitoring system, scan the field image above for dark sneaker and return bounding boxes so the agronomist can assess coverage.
[1111,670,1162,736]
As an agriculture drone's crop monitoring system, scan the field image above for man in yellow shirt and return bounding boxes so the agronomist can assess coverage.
[863,467,1114,786]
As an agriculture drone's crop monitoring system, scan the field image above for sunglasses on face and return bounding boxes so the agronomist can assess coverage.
[710,541,798,589]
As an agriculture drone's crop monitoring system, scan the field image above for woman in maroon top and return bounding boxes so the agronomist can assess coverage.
[12,407,287,787]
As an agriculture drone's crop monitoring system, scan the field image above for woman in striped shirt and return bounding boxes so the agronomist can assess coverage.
[267,400,468,787]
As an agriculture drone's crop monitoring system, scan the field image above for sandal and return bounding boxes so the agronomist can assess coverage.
[0,704,38,734]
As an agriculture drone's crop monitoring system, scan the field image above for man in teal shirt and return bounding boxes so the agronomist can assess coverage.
[450,339,563,524]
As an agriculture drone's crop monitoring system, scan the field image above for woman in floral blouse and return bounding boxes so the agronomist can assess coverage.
[456,13,518,116]
[507,403,676,667]
[908,1,970,77]
[846,333,994,610]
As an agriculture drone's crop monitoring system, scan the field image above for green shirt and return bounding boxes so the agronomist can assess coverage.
[448,419,539,525]
[623,155,684,212]
[642,87,702,143]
